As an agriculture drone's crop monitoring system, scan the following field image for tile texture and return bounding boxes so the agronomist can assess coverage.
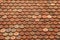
[0,0,60,40]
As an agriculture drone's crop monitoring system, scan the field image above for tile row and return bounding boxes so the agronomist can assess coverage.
[1,18,60,22]
[0,28,60,32]
[0,0,59,4]
[0,15,60,18]
[0,21,60,25]
[0,36,59,40]
[0,25,60,28]
[0,8,60,12]
[0,12,60,15]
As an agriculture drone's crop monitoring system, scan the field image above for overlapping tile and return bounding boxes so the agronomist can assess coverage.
[0,0,60,40]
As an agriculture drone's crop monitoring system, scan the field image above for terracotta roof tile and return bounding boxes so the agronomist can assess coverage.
[0,0,60,40]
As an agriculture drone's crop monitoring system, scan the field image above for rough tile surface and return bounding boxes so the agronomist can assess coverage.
[0,0,60,40]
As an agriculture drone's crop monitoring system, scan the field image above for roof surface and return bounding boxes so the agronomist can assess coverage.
[0,0,60,40]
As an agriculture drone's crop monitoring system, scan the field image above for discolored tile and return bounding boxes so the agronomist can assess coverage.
[11,36,16,39]
[11,28,16,32]
[57,32,60,35]
[2,15,7,18]
[30,32,35,35]
[35,19,40,21]
[14,25,20,28]
[0,28,6,33]
[5,36,10,40]
[9,32,13,36]
[43,28,48,32]
[48,28,54,31]
[47,15,52,18]
[6,28,12,32]
[16,36,21,39]
[32,15,37,18]
[14,32,19,36]
[3,32,9,36]
[50,3,56,6]
[19,24,25,28]
[33,35,38,38]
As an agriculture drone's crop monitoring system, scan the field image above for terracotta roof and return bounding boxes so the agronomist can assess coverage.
[0,0,60,40]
